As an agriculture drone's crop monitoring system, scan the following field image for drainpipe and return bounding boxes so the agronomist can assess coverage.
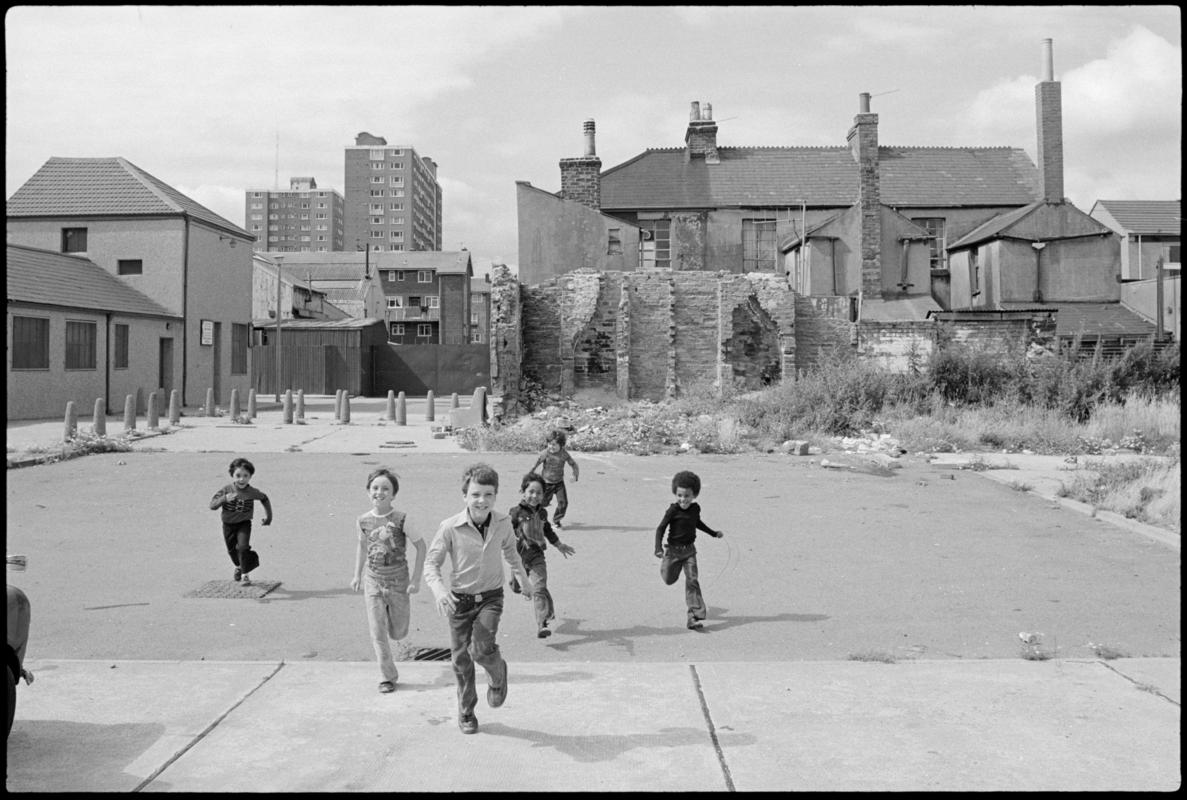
[897,238,911,291]
[830,238,838,295]
[1136,234,1143,278]
[181,214,190,407]
[105,312,112,415]
[1155,256,1165,339]
[1031,241,1046,302]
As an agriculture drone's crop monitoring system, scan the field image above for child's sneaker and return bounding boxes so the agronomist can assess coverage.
[242,573,252,586]
[552,520,563,529]
[233,568,241,582]
[509,577,521,594]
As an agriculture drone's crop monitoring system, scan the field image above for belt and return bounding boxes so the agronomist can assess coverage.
[452,587,504,603]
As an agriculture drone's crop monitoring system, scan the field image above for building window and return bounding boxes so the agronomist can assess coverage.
[370,204,384,212]
[471,312,479,325]
[387,297,403,309]
[607,228,622,255]
[390,230,403,240]
[371,162,386,170]
[370,189,385,197]
[389,189,405,198]
[389,203,404,211]
[389,176,404,186]
[117,259,143,275]
[427,295,439,308]
[371,216,384,224]
[639,219,671,269]
[61,227,88,253]
[396,271,406,281]
[969,248,981,296]
[742,219,777,272]
[370,148,386,160]
[371,176,385,184]
[11,316,49,370]
[389,244,404,251]
[231,323,248,375]
[391,323,404,337]
[417,270,432,283]
[911,218,948,270]
[1167,245,1181,266]
[371,231,384,239]
[471,330,483,343]
[65,320,97,370]
[113,324,130,369]
[417,323,432,337]
[390,217,405,225]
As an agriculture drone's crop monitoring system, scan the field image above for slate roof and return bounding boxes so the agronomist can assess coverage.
[947,201,1045,249]
[1091,200,1181,235]
[998,302,1157,338]
[6,157,250,237]
[599,146,1039,210]
[6,244,178,318]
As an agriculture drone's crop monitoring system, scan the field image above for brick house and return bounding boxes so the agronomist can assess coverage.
[7,243,181,420]
[6,157,256,410]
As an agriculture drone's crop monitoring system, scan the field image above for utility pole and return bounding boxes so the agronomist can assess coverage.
[274,254,284,402]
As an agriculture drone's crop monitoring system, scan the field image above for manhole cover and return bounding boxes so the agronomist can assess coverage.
[185,579,282,599]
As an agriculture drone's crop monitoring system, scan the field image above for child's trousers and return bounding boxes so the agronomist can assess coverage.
[447,589,507,718]
[364,572,410,683]
[660,545,706,624]
[222,521,252,573]
[521,552,555,629]
[542,481,569,523]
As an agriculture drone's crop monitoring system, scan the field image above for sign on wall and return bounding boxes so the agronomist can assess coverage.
[200,319,214,346]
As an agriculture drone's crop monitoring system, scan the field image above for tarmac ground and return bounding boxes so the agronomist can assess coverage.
[5,395,1181,791]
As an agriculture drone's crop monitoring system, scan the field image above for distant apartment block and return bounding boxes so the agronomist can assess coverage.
[344,132,443,253]
[245,176,345,252]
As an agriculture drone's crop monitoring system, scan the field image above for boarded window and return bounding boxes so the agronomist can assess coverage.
[65,320,97,370]
[607,228,622,255]
[12,316,49,369]
[742,219,777,272]
[639,219,671,269]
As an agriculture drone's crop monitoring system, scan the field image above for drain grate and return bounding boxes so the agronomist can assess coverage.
[411,646,452,662]
[185,579,282,599]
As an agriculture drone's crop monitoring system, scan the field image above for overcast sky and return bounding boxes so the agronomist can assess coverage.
[6,5,1181,275]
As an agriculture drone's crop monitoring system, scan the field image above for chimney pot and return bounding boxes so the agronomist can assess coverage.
[1042,38,1054,82]
[690,101,701,121]
[583,118,596,157]
[859,93,871,113]
[703,102,713,121]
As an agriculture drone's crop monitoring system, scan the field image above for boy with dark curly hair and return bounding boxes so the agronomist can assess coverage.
[654,470,724,630]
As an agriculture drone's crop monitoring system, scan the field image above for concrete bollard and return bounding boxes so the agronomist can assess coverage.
[169,390,181,425]
[334,389,344,422]
[147,392,160,429]
[385,390,396,421]
[341,393,351,424]
[229,388,241,421]
[206,388,216,417]
[396,391,407,426]
[64,401,78,441]
[94,398,107,436]
[451,392,460,409]
[283,389,294,424]
[124,394,137,431]
[296,389,305,420]
[426,390,435,422]
[471,386,488,423]
[247,388,257,420]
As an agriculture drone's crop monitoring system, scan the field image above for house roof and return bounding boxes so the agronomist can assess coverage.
[6,157,250,238]
[599,146,1039,210]
[998,302,1158,338]
[6,243,179,318]
[251,317,384,330]
[261,250,473,275]
[948,201,1045,249]
[947,199,1115,250]
[1090,200,1181,235]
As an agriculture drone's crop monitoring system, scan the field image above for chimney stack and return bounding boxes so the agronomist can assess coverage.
[684,99,720,164]
[559,118,602,210]
[848,93,882,297]
[1035,38,1064,203]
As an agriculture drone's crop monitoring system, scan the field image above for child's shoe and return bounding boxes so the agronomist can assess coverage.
[233,568,241,582]
[242,573,252,585]
[537,625,552,639]
[509,577,521,594]
[552,519,563,529]
[687,619,703,630]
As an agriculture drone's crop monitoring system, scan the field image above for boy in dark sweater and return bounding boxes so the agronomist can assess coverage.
[654,470,724,630]
[508,472,576,638]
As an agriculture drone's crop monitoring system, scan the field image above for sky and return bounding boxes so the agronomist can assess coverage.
[5,5,1182,276]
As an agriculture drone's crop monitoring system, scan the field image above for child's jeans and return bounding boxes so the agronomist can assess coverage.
[521,552,554,629]
[364,571,410,683]
[660,545,706,623]
[222,521,252,573]
[447,588,507,718]
[542,481,568,523]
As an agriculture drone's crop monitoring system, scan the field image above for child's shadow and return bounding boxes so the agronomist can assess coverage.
[555,522,650,533]
[257,587,356,603]
[476,722,757,763]
[548,608,828,655]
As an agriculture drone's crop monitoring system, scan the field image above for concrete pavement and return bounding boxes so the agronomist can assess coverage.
[6,395,1182,791]
[6,658,1180,791]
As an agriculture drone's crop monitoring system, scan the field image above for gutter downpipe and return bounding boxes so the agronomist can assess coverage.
[898,238,910,291]
[105,312,112,415]
[830,238,838,295]
[1031,241,1046,303]
[181,214,190,407]
[1136,234,1142,279]
[1155,256,1165,340]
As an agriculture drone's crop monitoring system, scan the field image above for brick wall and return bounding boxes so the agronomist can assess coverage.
[629,271,676,400]
[856,321,935,372]
[558,156,602,210]
[793,295,855,375]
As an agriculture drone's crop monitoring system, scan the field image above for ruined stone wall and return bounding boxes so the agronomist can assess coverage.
[488,263,522,420]
[856,321,935,372]
[629,271,676,400]
[672,271,721,393]
[793,295,856,375]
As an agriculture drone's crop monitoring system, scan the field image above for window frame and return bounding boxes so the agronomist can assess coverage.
[639,219,671,269]
[113,323,130,369]
[231,323,249,375]
[741,218,778,272]
[61,227,88,253]
[64,319,98,370]
[417,323,433,337]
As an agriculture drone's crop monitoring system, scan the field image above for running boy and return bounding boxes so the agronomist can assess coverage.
[425,463,530,735]
[509,472,576,639]
[654,470,724,630]
[530,429,579,528]
[350,467,426,694]
[209,457,273,585]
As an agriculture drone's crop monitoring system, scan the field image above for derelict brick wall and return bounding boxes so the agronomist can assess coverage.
[672,271,722,392]
[793,295,855,374]
[629,271,676,400]
[522,282,564,394]
[856,321,935,371]
[558,269,604,396]
[943,319,1037,355]
[488,263,522,420]
[572,272,621,394]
